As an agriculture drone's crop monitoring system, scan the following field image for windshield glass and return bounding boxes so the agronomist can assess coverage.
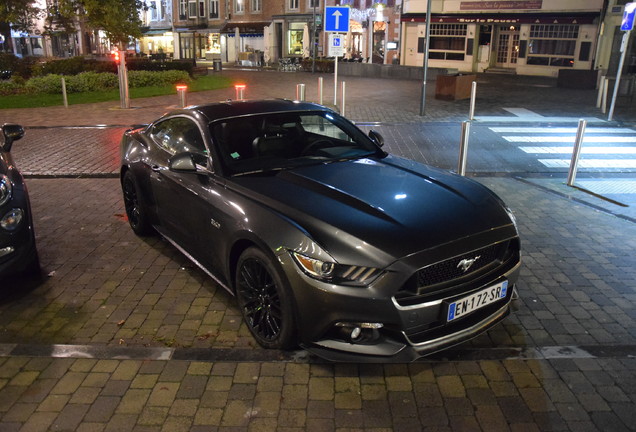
[210,111,380,175]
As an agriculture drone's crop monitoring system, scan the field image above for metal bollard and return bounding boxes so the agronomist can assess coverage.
[296,83,306,101]
[61,77,68,108]
[566,119,587,186]
[341,82,346,116]
[596,76,605,108]
[176,85,187,108]
[318,77,323,105]
[468,81,477,120]
[235,84,245,100]
[601,78,609,114]
[458,121,471,176]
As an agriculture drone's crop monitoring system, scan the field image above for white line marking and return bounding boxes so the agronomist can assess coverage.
[490,127,636,134]
[519,146,636,154]
[539,159,636,168]
[504,136,636,143]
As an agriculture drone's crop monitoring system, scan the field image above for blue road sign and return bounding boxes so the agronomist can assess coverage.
[324,6,350,33]
[621,2,636,31]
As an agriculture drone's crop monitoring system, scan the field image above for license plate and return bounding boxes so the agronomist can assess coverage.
[447,281,508,322]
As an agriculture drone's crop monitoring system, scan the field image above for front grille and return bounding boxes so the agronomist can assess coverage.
[416,243,504,288]
[394,239,518,307]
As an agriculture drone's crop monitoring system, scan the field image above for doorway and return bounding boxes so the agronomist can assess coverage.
[495,25,520,68]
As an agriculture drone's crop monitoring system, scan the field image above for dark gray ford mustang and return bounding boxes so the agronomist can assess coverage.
[120,99,520,361]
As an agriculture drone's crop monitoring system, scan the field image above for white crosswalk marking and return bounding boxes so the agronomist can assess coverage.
[503,136,636,143]
[489,126,636,170]
[520,147,636,154]
[490,127,636,134]
[539,159,636,168]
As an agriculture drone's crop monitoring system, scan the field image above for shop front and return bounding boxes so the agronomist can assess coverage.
[139,29,175,59]
[221,22,267,65]
[401,12,601,76]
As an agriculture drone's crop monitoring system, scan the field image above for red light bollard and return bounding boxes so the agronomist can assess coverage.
[176,85,188,108]
[235,84,246,100]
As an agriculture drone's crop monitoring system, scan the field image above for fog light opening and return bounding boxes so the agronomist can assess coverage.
[335,322,384,344]
[1,208,24,231]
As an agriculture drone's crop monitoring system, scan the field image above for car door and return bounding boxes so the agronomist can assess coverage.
[148,116,227,276]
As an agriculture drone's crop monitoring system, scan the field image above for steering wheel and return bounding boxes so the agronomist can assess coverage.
[301,139,332,156]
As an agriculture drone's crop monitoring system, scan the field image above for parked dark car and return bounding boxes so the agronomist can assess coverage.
[120,100,521,361]
[0,124,39,280]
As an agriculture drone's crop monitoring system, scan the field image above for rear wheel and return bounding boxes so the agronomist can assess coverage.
[235,247,297,349]
[122,170,153,236]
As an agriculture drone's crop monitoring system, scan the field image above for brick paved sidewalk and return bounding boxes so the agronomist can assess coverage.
[1,70,634,127]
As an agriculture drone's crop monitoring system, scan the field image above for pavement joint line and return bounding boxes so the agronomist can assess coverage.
[512,176,636,224]
[1,343,635,363]
[23,173,120,179]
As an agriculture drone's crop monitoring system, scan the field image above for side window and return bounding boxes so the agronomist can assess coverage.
[150,117,207,155]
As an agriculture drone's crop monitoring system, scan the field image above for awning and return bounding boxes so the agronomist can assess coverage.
[142,29,172,35]
[401,12,600,25]
[220,22,269,35]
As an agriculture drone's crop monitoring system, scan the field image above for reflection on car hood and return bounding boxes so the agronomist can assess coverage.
[233,155,514,259]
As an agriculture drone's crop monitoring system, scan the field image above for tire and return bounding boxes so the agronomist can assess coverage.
[235,247,297,349]
[122,170,154,236]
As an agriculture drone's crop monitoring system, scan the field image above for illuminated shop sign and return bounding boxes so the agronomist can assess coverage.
[460,1,542,10]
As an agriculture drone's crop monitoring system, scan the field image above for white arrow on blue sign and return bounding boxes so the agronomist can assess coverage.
[324,6,350,33]
[621,2,636,31]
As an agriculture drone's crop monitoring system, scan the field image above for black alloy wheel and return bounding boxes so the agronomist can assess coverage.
[122,170,153,236]
[236,247,296,349]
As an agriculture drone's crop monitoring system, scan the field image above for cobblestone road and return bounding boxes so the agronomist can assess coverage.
[1,71,635,431]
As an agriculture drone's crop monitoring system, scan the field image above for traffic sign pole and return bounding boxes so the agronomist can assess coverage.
[608,2,635,121]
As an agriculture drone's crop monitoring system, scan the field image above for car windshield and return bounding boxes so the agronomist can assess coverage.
[210,111,380,176]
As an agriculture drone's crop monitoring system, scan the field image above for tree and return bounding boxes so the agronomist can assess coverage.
[52,0,146,47]
[0,0,43,53]
[52,0,148,108]
[0,0,42,31]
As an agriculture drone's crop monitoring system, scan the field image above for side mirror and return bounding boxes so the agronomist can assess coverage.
[1,124,25,152]
[368,130,384,147]
[169,152,198,172]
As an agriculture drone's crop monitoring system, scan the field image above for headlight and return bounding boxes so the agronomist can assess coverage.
[505,206,519,232]
[291,251,383,286]
[0,174,12,207]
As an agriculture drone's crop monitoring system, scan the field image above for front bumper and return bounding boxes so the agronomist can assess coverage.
[0,206,37,279]
[280,247,521,362]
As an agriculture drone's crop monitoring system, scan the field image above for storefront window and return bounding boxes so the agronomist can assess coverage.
[287,23,304,56]
[527,24,578,67]
[207,33,221,55]
[421,24,467,61]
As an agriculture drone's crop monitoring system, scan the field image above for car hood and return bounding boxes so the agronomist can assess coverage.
[232,155,515,263]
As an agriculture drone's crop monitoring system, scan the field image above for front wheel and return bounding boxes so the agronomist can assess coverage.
[235,247,297,349]
[122,170,154,236]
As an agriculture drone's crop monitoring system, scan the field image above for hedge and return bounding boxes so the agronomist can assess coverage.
[2,70,191,96]
[1,54,196,80]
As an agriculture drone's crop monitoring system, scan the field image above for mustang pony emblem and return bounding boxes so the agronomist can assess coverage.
[457,256,481,273]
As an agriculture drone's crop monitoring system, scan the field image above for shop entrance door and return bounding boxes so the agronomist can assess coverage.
[495,26,520,68]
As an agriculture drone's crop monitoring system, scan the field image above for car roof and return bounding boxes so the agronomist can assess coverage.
[167,99,333,123]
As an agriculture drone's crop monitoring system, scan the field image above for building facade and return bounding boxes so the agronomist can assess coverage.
[400,0,604,76]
